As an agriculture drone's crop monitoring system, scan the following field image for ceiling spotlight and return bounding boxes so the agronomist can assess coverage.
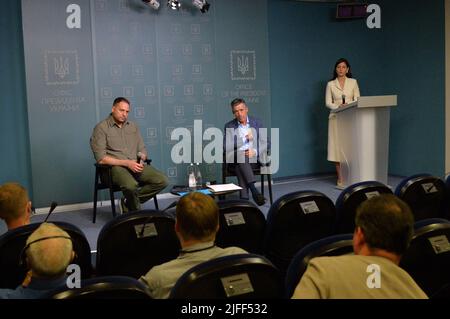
[192,0,210,13]
[167,0,181,10]
[142,0,160,10]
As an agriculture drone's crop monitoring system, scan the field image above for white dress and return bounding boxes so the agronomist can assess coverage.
[325,77,360,162]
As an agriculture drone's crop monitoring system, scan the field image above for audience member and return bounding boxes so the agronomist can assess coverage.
[139,192,247,298]
[292,194,428,299]
[0,182,32,230]
[0,223,74,299]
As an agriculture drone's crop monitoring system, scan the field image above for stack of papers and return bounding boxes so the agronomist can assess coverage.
[207,183,243,194]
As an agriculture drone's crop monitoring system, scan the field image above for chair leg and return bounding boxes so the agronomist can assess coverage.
[93,186,98,224]
[153,195,159,210]
[268,175,273,205]
[109,188,116,218]
[261,175,265,197]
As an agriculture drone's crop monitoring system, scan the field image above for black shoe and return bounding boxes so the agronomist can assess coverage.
[252,193,266,206]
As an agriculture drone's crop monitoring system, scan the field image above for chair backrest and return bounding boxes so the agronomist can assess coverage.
[45,276,152,299]
[169,253,283,299]
[264,190,336,274]
[335,181,393,234]
[0,221,93,289]
[444,173,450,220]
[96,209,180,278]
[215,199,266,254]
[400,218,450,297]
[285,233,354,298]
[395,174,447,221]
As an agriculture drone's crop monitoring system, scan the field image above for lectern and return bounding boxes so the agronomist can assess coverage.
[331,95,397,188]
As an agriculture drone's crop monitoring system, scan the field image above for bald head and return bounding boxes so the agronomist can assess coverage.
[25,223,74,278]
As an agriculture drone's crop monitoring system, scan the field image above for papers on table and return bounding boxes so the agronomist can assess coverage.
[207,183,243,194]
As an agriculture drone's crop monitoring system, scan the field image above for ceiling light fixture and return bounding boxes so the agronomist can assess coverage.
[142,0,160,10]
[192,0,210,13]
[168,0,181,10]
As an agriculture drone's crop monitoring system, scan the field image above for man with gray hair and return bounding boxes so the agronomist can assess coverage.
[0,223,74,299]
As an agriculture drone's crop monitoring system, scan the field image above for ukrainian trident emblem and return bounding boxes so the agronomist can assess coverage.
[237,55,249,76]
[54,57,70,79]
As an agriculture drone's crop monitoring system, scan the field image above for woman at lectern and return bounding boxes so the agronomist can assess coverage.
[325,58,360,189]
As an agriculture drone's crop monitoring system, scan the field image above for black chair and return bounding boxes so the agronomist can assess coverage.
[395,174,447,221]
[335,181,392,234]
[96,209,180,278]
[285,233,354,298]
[264,190,336,274]
[222,155,273,205]
[400,218,450,297]
[93,160,159,223]
[0,221,93,289]
[433,282,450,299]
[215,199,266,254]
[169,254,283,299]
[44,276,152,299]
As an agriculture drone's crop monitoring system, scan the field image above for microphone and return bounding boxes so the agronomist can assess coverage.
[44,201,58,222]
[137,152,143,164]
[139,200,178,237]
[342,94,346,104]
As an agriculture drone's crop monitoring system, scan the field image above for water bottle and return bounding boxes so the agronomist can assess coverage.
[195,163,203,189]
[188,163,197,190]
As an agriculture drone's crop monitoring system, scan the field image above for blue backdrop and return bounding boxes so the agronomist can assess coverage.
[0,0,445,207]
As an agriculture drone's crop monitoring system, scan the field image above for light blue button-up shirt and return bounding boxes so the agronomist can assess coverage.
[237,117,253,151]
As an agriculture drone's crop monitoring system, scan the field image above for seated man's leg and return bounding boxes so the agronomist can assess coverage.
[235,163,265,205]
[111,166,140,211]
[137,165,169,204]
[234,163,254,199]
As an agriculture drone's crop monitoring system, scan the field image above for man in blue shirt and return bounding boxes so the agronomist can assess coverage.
[223,98,269,206]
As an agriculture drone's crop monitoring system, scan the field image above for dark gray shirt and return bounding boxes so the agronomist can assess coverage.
[90,115,146,162]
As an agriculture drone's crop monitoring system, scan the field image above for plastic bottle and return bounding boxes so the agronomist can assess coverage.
[195,163,203,189]
[188,163,197,190]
